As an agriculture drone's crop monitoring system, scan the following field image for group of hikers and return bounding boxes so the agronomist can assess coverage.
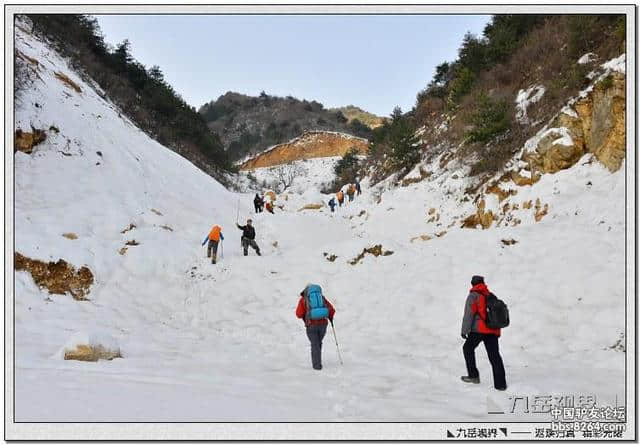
[253,193,275,214]
[201,183,509,391]
[293,276,507,391]
[201,218,261,264]
[328,179,361,213]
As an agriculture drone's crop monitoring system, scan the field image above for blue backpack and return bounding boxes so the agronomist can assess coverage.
[305,284,329,320]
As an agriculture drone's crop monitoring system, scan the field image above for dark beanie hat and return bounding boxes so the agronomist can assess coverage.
[471,275,485,286]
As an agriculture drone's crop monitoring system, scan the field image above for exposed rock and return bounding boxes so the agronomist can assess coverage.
[349,244,394,265]
[241,131,368,170]
[501,238,518,246]
[159,225,173,232]
[323,252,338,262]
[524,72,625,173]
[120,223,136,234]
[62,232,78,240]
[15,128,46,154]
[125,240,139,246]
[64,344,121,362]
[150,208,163,216]
[298,203,324,211]
[118,247,128,255]
[14,252,93,300]
[54,71,82,93]
[461,199,495,229]
[410,234,432,242]
[534,198,549,222]
[486,182,517,202]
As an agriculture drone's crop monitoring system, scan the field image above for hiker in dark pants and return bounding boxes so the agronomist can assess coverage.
[237,219,261,256]
[296,284,336,370]
[328,197,336,213]
[254,193,263,213]
[201,224,224,264]
[460,275,507,390]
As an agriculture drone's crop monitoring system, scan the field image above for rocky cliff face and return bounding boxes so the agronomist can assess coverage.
[523,59,626,176]
[240,131,368,170]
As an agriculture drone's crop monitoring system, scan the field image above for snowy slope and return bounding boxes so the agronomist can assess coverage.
[13,23,627,424]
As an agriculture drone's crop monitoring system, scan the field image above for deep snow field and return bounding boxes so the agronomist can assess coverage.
[13,23,627,422]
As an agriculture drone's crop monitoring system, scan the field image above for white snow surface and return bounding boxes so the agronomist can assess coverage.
[13,25,626,423]
[515,84,545,124]
[577,52,596,64]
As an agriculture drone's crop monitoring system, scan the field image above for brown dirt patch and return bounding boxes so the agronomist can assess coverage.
[15,252,93,300]
[62,232,78,240]
[410,234,432,242]
[125,240,139,246]
[501,239,518,246]
[349,244,394,265]
[15,128,46,154]
[298,203,324,211]
[54,71,82,93]
[64,344,121,362]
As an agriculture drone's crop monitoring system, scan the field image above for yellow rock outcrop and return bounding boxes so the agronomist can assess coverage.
[524,72,625,174]
[241,131,368,170]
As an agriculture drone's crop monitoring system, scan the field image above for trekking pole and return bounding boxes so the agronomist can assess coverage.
[220,240,224,260]
[236,198,240,224]
[330,319,344,366]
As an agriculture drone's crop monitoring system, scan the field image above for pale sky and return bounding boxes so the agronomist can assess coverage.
[96,15,490,117]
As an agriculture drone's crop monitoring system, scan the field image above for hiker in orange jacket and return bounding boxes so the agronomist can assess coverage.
[337,190,344,207]
[202,224,224,264]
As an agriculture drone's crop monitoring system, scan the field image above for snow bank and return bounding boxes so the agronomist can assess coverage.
[577,52,596,64]
[515,84,545,124]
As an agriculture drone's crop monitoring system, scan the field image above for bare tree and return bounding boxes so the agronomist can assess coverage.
[273,161,307,192]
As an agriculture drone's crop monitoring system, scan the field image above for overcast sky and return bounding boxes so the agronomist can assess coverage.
[96,14,490,117]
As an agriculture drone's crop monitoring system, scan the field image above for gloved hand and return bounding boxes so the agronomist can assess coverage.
[461,333,468,339]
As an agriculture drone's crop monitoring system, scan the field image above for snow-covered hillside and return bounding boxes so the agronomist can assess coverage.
[13,22,627,425]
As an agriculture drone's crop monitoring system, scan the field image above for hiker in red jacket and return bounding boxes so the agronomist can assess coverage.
[296,284,336,370]
[460,275,507,390]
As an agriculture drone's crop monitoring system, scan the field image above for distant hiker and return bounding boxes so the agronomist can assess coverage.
[460,275,507,391]
[201,224,224,264]
[265,201,274,214]
[296,284,336,370]
[355,180,361,195]
[237,218,261,256]
[337,190,344,207]
[254,193,264,213]
[328,197,336,213]
[347,184,356,202]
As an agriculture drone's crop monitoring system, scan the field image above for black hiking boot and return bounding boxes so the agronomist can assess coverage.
[257,251,261,256]
[461,376,480,384]
[496,386,507,391]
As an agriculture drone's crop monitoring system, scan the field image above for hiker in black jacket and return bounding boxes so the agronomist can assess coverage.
[237,219,261,256]
[253,193,263,213]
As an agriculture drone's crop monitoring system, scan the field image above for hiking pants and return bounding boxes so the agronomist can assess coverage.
[463,332,506,389]
[348,193,354,202]
[207,239,219,262]
[254,203,261,213]
[306,324,327,369]
[242,237,260,256]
